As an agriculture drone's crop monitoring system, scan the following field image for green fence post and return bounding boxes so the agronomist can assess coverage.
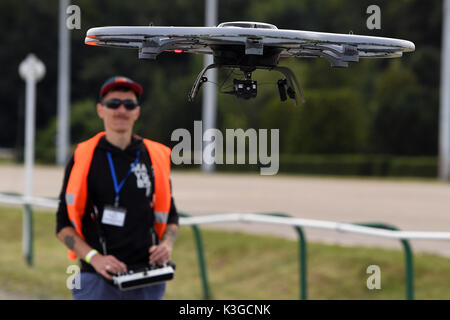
[192,224,211,299]
[295,225,307,300]
[266,213,307,300]
[355,222,414,300]
[23,203,33,266]
[181,212,307,300]
[401,238,414,300]
[180,213,211,300]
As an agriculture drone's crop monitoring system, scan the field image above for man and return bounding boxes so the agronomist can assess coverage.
[56,76,178,300]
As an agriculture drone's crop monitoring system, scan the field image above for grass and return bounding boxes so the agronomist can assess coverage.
[1,206,450,300]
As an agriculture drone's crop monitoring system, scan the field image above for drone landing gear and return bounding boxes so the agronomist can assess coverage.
[188,64,305,105]
[188,63,219,102]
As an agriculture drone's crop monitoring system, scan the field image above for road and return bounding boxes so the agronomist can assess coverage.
[1,164,450,257]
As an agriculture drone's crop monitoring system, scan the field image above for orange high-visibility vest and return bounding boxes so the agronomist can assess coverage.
[65,132,171,260]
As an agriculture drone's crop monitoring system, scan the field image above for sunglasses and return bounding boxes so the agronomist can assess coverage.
[102,98,139,110]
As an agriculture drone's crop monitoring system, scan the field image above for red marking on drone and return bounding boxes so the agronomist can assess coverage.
[85,40,99,46]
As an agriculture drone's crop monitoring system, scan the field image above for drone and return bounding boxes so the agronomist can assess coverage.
[85,21,415,105]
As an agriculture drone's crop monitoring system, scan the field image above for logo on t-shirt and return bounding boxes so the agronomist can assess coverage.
[132,163,151,196]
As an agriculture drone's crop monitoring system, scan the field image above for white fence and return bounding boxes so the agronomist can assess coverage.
[1,192,450,300]
[2,193,450,241]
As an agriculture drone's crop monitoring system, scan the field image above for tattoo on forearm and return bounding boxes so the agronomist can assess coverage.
[162,225,178,247]
[64,235,75,250]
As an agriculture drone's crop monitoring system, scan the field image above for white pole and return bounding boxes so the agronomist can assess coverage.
[24,78,36,200]
[57,0,71,165]
[201,0,218,172]
[440,0,450,180]
[19,54,46,266]
[22,75,36,266]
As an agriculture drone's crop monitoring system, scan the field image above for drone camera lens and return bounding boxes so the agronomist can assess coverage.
[233,79,257,99]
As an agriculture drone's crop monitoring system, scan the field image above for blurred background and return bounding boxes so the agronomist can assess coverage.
[1,0,450,300]
[0,0,443,176]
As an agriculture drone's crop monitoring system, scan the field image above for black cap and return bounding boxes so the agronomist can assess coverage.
[99,76,143,100]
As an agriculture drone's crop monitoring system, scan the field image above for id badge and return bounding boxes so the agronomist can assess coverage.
[102,205,127,227]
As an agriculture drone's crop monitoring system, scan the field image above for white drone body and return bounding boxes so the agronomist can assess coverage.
[85,21,415,105]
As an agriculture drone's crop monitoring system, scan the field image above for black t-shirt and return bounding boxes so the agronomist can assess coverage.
[56,136,178,272]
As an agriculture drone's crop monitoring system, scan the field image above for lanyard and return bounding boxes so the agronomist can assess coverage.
[106,149,141,207]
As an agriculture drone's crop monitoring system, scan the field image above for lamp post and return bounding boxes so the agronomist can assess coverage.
[18,53,46,266]
[201,0,218,172]
[57,0,71,165]
[440,0,450,180]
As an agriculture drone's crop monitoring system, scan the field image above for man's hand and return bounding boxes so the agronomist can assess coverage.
[149,241,172,265]
[56,227,127,280]
[149,224,178,265]
[90,254,127,280]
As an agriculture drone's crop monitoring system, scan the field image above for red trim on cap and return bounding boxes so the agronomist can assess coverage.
[115,77,129,82]
[100,78,143,97]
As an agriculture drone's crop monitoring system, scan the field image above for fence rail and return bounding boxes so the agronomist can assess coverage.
[179,213,450,241]
[2,192,450,300]
[0,193,59,209]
